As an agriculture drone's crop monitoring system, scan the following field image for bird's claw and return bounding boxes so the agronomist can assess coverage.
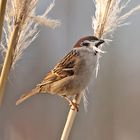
[69,101,79,112]
[62,95,79,111]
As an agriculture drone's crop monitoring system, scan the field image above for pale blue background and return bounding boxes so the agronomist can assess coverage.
[0,0,140,140]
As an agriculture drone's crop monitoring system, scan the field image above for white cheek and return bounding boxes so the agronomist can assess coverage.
[74,47,98,66]
[80,50,97,68]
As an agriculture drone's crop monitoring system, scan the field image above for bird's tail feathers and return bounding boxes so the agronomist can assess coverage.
[16,87,39,106]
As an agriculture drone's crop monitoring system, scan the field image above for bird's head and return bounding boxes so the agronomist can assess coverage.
[74,36,104,49]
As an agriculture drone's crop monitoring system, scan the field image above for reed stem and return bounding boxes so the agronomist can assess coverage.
[0,25,20,106]
[0,0,7,42]
[60,0,114,139]
[95,0,114,38]
[61,94,82,140]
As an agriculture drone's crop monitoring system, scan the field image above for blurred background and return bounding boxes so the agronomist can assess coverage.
[0,0,140,140]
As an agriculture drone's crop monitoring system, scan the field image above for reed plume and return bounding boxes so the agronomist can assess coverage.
[0,0,60,106]
[61,0,140,140]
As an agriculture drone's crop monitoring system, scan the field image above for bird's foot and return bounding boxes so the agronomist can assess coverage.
[69,101,79,112]
[62,95,79,111]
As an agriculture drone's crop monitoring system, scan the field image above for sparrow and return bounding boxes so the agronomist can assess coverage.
[16,36,104,111]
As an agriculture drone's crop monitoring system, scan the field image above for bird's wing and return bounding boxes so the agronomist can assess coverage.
[38,49,80,87]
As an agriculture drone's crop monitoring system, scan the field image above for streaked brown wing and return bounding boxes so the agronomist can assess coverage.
[53,49,80,77]
[38,49,80,86]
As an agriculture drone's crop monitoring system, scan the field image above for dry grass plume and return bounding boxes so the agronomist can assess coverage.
[0,0,60,106]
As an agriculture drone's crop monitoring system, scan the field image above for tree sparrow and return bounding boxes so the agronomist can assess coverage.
[16,36,104,110]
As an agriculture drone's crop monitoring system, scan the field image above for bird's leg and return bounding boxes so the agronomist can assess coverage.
[62,95,79,111]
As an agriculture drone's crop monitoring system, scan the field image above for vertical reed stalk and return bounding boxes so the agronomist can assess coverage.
[95,0,114,38]
[61,94,82,140]
[61,0,114,139]
[61,0,140,139]
[0,25,20,106]
[0,0,7,42]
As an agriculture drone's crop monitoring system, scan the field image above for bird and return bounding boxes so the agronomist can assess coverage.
[16,36,104,111]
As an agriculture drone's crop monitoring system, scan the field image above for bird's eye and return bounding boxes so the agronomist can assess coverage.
[80,41,90,47]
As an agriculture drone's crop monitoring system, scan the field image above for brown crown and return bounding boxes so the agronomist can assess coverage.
[74,36,99,48]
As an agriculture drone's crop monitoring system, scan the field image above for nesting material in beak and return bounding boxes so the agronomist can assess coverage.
[92,46,105,54]
[95,39,105,47]
[91,39,105,54]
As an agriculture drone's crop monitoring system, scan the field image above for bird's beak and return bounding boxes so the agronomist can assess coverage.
[89,39,104,48]
[94,39,105,47]
[90,39,105,54]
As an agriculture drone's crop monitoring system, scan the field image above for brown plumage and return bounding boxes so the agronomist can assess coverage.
[16,49,80,105]
[16,36,104,109]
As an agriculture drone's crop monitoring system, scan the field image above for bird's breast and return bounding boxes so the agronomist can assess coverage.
[74,51,97,89]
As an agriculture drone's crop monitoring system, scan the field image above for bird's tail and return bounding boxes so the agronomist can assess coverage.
[16,87,40,105]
